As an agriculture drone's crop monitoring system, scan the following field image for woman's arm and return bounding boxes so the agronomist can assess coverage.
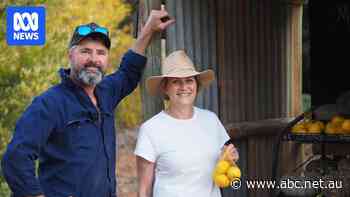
[136,156,156,197]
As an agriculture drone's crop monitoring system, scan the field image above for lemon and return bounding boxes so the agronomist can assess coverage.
[341,119,350,133]
[315,121,325,131]
[213,174,230,188]
[291,123,306,134]
[215,160,230,174]
[331,115,345,126]
[325,122,337,134]
[307,122,322,134]
[227,165,241,181]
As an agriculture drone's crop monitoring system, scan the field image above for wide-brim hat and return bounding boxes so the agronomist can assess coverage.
[146,50,215,96]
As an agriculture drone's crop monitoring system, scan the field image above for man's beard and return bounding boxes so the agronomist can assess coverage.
[73,63,104,86]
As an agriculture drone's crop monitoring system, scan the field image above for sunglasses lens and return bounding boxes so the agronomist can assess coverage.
[95,27,108,35]
[78,26,92,36]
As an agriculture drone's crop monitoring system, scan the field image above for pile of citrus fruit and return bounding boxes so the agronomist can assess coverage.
[291,115,350,135]
[212,147,241,188]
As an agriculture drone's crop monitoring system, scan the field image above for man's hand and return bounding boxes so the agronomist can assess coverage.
[132,8,175,55]
[143,9,175,34]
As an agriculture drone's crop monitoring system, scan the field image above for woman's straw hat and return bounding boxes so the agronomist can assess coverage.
[146,50,215,96]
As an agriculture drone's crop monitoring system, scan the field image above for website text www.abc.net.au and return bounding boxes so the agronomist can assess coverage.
[229,177,343,190]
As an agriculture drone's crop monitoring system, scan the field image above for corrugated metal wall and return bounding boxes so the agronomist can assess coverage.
[217,0,290,125]
[215,2,302,197]
[139,0,164,121]
[165,0,219,114]
[164,0,297,124]
[140,0,303,197]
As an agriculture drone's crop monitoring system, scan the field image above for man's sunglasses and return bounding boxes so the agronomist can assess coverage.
[77,26,109,36]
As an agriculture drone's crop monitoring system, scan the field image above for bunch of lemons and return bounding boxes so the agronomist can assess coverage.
[291,119,325,134]
[324,115,350,134]
[212,148,241,188]
[291,115,350,135]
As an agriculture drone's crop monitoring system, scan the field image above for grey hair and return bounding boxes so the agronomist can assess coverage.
[69,45,78,53]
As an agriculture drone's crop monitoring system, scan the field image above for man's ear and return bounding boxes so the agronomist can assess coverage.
[68,46,77,60]
[68,51,73,62]
[68,51,72,60]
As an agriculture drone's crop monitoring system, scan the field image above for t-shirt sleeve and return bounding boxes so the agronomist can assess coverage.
[214,113,230,146]
[134,125,157,163]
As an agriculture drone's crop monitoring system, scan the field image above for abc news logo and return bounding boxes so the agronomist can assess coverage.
[14,12,39,39]
[6,6,46,45]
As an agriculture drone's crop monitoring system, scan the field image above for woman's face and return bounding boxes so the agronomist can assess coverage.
[163,76,198,106]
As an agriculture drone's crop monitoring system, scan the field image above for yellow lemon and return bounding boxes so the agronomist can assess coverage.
[315,121,325,131]
[215,160,231,174]
[214,174,231,188]
[227,165,241,181]
[325,122,337,134]
[307,122,322,134]
[335,126,343,134]
[304,121,312,131]
[291,123,307,134]
[331,115,345,126]
[341,119,350,133]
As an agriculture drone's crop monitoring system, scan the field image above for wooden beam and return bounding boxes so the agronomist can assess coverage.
[283,0,306,6]
[225,118,292,140]
[284,4,305,185]
[139,0,164,121]
[290,4,303,117]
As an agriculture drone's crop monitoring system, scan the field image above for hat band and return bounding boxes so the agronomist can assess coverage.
[163,67,196,75]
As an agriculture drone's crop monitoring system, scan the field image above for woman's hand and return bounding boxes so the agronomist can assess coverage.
[220,144,239,164]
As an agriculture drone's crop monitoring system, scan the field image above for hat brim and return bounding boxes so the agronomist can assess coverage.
[146,69,215,96]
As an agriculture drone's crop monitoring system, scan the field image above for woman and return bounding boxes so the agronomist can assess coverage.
[134,50,239,197]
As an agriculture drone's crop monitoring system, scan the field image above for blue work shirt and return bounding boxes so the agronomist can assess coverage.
[1,50,146,197]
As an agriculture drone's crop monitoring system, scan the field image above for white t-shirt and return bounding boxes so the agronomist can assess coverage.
[134,107,230,197]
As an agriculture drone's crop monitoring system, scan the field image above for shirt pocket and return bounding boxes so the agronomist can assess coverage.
[64,118,100,154]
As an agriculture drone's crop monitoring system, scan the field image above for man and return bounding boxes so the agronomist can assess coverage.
[1,9,174,197]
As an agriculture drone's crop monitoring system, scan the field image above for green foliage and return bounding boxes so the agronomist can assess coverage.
[0,0,142,195]
[0,181,10,197]
[117,86,142,128]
